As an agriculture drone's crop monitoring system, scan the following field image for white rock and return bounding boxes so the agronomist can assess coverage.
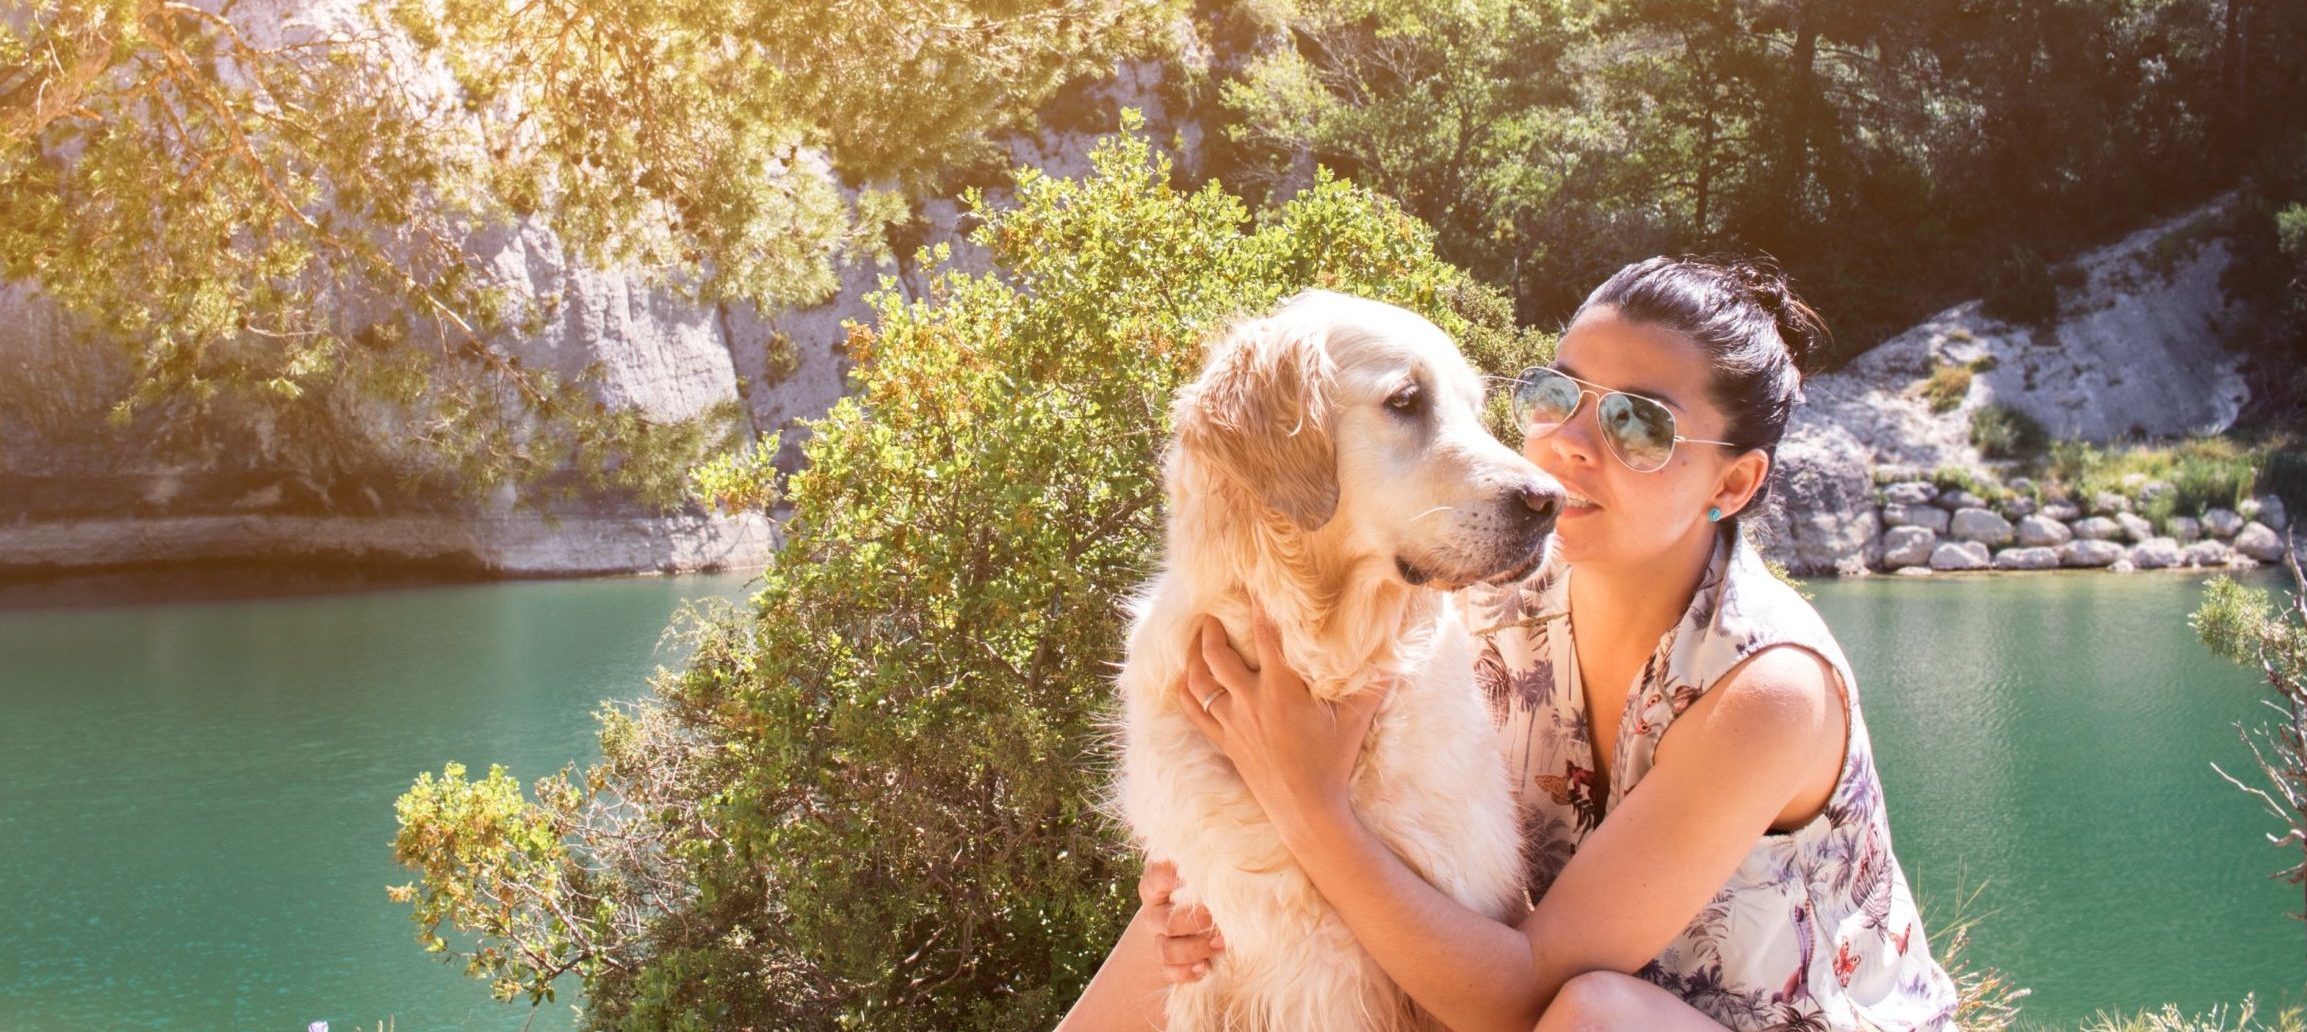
[1880,526,1939,569]
[1930,540,1992,571]
[2255,494,2289,531]
[2204,508,2244,538]
[2130,537,2180,569]
[2058,539,2126,567]
[2169,516,2201,542]
[1882,481,1938,506]
[1939,489,1987,511]
[1951,508,2015,547]
[2071,516,2123,541]
[2016,514,2074,548]
[2110,557,2136,573]
[1895,565,1937,577]
[1995,546,2061,570]
[2235,521,2288,562]
[2042,501,2083,522]
[1752,422,1883,576]
[2115,512,2156,543]
[2090,491,2132,515]
[2181,539,2233,567]
[1883,503,1951,533]
[2004,495,2038,518]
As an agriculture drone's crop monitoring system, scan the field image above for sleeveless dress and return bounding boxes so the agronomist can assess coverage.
[1467,529,1959,1031]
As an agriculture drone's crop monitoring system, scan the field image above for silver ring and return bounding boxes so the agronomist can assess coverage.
[1200,688,1225,713]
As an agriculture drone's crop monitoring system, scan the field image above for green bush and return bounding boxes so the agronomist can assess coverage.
[391,116,1546,1031]
[1982,246,2058,327]
[1969,404,2047,460]
[1922,363,1975,413]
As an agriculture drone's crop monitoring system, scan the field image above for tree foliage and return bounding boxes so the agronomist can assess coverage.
[1209,0,2307,356]
[2192,552,2307,929]
[0,0,1169,501]
[391,118,1550,1030]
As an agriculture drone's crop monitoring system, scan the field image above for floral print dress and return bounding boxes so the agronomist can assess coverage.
[1468,530,1959,1031]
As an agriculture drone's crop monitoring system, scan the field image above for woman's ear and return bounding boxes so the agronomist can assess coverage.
[1710,449,1771,521]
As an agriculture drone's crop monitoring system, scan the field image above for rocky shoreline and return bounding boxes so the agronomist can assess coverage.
[1856,475,2290,576]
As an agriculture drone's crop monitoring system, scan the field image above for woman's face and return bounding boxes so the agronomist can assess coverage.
[1522,305,1765,568]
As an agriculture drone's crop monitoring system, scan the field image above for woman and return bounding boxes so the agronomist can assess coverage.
[1060,256,1958,1031]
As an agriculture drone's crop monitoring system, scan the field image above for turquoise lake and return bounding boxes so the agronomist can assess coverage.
[0,563,2301,1028]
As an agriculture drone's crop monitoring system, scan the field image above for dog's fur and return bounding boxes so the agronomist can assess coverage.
[1112,291,1562,1030]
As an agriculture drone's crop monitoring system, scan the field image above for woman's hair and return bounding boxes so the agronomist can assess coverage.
[1572,255,1829,529]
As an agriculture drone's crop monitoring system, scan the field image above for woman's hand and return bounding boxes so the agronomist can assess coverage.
[1139,860,1224,984]
[1176,602,1387,849]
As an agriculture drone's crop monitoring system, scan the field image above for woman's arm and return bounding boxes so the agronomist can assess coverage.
[1182,611,1844,1032]
[1055,861,1225,1032]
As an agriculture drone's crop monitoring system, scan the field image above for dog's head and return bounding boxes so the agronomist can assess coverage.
[1172,290,1559,590]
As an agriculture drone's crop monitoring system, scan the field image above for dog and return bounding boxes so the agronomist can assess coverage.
[1111,290,1561,1030]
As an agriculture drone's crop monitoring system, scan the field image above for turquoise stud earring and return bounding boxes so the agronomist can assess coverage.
[1707,506,1722,523]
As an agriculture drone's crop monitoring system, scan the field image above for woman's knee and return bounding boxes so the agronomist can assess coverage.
[1534,970,1635,1032]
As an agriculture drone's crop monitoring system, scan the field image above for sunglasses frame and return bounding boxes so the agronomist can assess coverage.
[1510,365,1739,473]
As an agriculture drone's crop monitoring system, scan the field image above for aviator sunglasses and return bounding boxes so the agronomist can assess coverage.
[1509,366,1738,473]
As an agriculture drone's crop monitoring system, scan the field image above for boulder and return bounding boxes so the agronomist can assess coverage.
[1938,489,1987,511]
[1994,546,2061,570]
[1880,526,1939,569]
[2042,501,2083,522]
[1895,565,1937,577]
[2110,557,2136,573]
[2203,508,2244,538]
[2004,495,2038,518]
[2257,494,2289,531]
[2130,537,2180,569]
[2089,491,2132,515]
[2234,521,2288,563]
[1930,540,1992,571]
[2115,512,2156,543]
[2180,540,2233,567]
[1883,503,1951,533]
[1881,481,1938,506]
[2058,539,2126,567]
[2072,516,2123,541]
[2016,514,2074,548]
[2169,516,2201,543]
[1950,508,2016,547]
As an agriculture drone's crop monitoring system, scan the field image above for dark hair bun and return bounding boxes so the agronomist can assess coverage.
[1719,257,1828,378]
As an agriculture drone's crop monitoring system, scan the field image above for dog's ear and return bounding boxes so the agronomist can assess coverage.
[1173,313,1340,531]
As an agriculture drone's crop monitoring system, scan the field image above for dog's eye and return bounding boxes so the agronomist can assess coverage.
[1386,383,1423,417]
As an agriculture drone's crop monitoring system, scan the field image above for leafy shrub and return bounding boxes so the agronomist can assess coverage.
[685,432,785,515]
[1922,363,1975,413]
[391,117,1545,1031]
[1982,246,2058,327]
[1968,404,2047,460]
[1929,465,2001,501]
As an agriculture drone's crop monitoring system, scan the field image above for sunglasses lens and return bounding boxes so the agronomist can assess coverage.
[1598,392,1677,471]
[1513,368,1582,432]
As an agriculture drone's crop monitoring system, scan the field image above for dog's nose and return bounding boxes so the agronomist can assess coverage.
[1515,481,1560,532]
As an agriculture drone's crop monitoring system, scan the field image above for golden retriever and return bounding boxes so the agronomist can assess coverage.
[1112,290,1561,1030]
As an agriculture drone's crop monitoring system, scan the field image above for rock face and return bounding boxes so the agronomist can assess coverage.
[1752,423,1882,575]
[1753,198,2254,576]
[0,5,1201,577]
